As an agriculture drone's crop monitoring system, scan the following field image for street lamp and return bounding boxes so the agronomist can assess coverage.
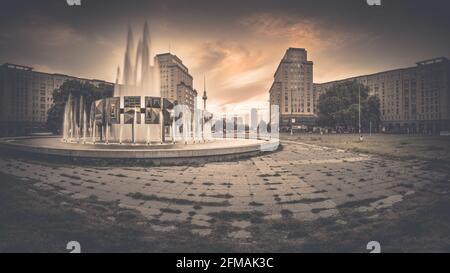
[202,76,208,142]
[358,83,363,141]
[290,88,293,135]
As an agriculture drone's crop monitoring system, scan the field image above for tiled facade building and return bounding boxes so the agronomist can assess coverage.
[1,53,200,136]
[156,53,197,114]
[269,48,450,134]
[0,63,111,136]
[314,57,450,134]
[269,48,315,130]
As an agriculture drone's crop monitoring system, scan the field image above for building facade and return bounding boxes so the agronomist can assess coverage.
[314,57,450,134]
[269,48,315,131]
[0,63,112,136]
[156,53,197,114]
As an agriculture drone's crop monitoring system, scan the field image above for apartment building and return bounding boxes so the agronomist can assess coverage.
[269,48,315,130]
[313,57,450,134]
[0,63,111,136]
[156,53,197,114]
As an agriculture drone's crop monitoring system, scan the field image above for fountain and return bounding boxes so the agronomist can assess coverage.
[61,22,198,145]
[0,22,279,165]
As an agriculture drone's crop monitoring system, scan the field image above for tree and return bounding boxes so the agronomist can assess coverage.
[46,80,113,134]
[317,81,381,132]
[363,95,381,131]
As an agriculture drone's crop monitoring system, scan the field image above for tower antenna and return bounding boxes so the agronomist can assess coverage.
[202,75,207,111]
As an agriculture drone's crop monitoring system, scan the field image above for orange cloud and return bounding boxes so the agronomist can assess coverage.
[185,40,272,109]
[240,12,374,53]
[178,13,375,111]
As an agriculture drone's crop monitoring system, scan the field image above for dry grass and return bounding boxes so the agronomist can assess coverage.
[283,133,450,167]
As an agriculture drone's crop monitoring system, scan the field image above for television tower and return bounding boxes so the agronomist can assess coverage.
[202,76,208,110]
[202,76,208,141]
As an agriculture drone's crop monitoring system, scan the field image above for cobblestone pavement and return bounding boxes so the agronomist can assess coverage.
[0,140,447,241]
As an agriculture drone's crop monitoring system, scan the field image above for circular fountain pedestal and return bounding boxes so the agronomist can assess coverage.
[0,136,278,165]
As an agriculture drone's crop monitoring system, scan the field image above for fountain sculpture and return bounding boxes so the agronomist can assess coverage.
[62,22,213,145]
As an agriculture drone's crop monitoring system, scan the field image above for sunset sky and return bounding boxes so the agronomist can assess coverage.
[1,0,449,112]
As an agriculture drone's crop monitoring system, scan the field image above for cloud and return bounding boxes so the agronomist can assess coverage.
[182,12,374,110]
[2,1,447,115]
[193,42,228,72]
[22,15,86,48]
[240,12,374,52]
[221,64,273,90]
[238,12,389,85]
[192,41,266,74]
[186,40,271,108]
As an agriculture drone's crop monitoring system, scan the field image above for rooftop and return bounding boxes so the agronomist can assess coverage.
[314,56,450,85]
[1,63,112,84]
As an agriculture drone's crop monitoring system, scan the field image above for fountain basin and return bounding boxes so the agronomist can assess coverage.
[0,136,278,165]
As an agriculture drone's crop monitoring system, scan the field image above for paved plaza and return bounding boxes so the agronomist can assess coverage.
[1,137,449,251]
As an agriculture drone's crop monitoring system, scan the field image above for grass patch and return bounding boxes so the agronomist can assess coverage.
[160,208,182,214]
[60,173,81,180]
[277,197,329,205]
[127,192,230,207]
[337,197,386,209]
[248,201,264,207]
[201,193,234,199]
[109,173,127,178]
[280,209,293,218]
[208,211,264,224]
[258,173,281,177]
[311,208,328,214]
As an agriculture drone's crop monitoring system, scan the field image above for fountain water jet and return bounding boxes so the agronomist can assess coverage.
[61,21,214,145]
[63,93,72,141]
[4,23,279,165]
[83,106,87,144]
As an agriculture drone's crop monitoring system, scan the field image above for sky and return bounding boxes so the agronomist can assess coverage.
[1,0,450,112]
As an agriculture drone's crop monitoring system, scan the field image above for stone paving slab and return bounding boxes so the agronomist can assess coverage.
[1,140,447,240]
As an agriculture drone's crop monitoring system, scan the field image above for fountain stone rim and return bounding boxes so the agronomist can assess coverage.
[0,136,278,162]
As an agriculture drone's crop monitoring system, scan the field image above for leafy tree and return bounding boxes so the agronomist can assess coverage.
[317,81,381,132]
[46,80,113,134]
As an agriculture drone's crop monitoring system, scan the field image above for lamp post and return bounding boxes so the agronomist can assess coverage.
[290,88,294,135]
[358,83,363,141]
[202,76,208,142]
